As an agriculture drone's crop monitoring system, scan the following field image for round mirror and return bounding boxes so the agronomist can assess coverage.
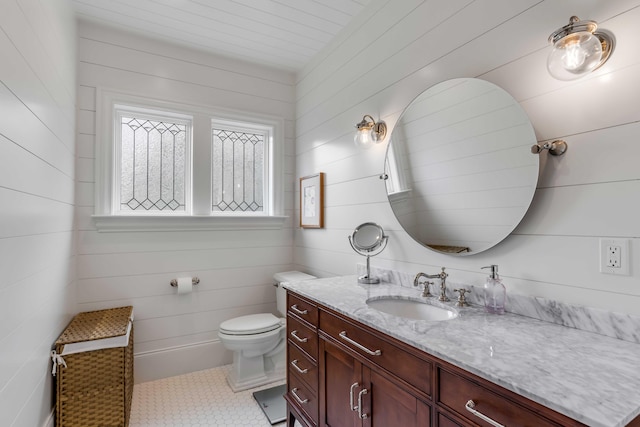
[351,222,386,251]
[384,78,539,255]
[348,222,388,284]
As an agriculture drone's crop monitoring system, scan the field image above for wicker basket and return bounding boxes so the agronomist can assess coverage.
[53,306,134,427]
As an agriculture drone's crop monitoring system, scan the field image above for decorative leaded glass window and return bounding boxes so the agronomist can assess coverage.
[211,120,270,214]
[96,91,284,230]
[114,107,192,214]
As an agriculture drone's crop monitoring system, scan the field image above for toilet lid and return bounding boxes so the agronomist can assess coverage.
[219,313,282,335]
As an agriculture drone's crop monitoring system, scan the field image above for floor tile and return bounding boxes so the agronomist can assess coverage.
[130,365,286,427]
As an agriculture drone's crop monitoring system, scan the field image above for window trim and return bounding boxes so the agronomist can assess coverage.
[94,88,287,232]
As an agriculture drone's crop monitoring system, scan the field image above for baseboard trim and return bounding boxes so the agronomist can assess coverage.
[134,339,232,384]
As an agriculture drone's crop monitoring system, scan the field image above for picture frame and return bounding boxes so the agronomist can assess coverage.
[300,173,324,229]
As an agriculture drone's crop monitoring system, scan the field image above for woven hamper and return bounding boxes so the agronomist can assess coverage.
[53,306,134,427]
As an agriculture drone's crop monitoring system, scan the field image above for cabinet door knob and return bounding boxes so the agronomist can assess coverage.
[339,331,381,356]
[290,330,308,343]
[465,400,505,427]
[290,304,308,315]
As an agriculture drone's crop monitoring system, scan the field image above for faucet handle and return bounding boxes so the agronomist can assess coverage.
[421,281,434,298]
[453,288,471,307]
[413,273,434,297]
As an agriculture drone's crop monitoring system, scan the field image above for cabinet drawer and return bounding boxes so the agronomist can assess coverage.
[319,310,431,398]
[288,342,318,392]
[287,292,318,327]
[288,371,318,425]
[438,368,559,427]
[288,315,318,359]
[437,411,469,427]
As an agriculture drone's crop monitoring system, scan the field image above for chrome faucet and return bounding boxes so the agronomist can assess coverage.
[414,267,449,302]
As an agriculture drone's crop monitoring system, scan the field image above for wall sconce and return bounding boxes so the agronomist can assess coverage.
[531,139,568,156]
[547,16,615,81]
[354,115,387,148]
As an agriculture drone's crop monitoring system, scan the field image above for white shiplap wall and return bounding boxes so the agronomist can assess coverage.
[294,0,640,315]
[76,21,296,382]
[0,0,77,426]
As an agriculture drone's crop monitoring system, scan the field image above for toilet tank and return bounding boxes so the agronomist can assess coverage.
[273,271,316,315]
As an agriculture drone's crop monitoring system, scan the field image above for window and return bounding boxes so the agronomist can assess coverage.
[95,90,285,231]
[211,120,271,215]
[115,106,192,215]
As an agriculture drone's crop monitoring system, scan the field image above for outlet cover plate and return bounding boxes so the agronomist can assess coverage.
[600,238,630,275]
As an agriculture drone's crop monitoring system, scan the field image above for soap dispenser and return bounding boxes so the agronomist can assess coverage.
[481,265,505,315]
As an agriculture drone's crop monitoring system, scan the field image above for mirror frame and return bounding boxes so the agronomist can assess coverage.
[351,222,386,252]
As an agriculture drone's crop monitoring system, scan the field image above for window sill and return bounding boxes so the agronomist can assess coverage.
[92,215,288,232]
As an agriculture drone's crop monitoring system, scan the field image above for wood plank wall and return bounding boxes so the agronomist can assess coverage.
[294,0,640,314]
[0,1,77,426]
[75,21,297,383]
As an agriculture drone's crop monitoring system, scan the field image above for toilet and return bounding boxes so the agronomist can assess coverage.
[218,271,316,392]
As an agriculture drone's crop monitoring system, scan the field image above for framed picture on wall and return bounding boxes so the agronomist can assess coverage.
[300,173,324,229]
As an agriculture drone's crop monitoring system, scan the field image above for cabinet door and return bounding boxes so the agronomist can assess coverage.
[319,338,361,427]
[363,369,431,427]
[320,337,432,427]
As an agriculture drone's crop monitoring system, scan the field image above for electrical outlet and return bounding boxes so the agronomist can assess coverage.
[606,245,621,268]
[600,239,630,275]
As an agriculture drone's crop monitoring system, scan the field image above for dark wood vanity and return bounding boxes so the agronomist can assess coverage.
[284,290,640,427]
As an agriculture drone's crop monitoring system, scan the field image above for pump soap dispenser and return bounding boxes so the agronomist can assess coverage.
[481,265,505,315]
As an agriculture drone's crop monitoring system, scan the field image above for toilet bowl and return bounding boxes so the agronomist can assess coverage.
[218,271,316,392]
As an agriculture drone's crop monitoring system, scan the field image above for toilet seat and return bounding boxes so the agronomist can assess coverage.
[219,313,282,336]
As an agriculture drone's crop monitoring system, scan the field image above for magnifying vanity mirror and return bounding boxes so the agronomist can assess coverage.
[348,222,388,284]
[384,78,539,255]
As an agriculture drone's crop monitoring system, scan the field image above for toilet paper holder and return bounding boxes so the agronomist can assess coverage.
[170,277,200,287]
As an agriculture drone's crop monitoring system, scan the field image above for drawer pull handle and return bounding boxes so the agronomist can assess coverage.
[290,304,308,315]
[291,388,309,404]
[465,400,505,427]
[290,359,308,374]
[290,330,308,343]
[339,331,382,356]
[349,382,359,411]
[357,388,369,419]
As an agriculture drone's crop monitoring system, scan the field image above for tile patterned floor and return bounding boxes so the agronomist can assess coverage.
[130,365,286,427]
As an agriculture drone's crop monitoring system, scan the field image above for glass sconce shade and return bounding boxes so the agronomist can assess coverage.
[547,32,603,80]
[354,115,386,148]
[547,16,614,81]
[354,127,374,147]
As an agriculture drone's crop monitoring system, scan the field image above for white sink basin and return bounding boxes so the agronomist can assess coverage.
[366,297,458,321]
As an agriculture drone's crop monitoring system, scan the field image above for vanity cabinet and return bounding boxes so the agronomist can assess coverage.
[286,290,604,427]
[285,293,320,427]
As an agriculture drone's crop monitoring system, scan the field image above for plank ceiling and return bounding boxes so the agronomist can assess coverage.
[72,0,372,72]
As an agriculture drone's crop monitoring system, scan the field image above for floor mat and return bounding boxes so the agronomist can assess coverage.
[252,384,287,425]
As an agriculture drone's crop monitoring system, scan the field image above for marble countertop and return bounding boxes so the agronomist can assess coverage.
[284,276,640,427]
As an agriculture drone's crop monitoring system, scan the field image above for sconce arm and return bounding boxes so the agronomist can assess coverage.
[531,139,567,156]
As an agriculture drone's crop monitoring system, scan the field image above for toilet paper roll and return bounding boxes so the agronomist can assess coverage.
[176,277,193,294]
